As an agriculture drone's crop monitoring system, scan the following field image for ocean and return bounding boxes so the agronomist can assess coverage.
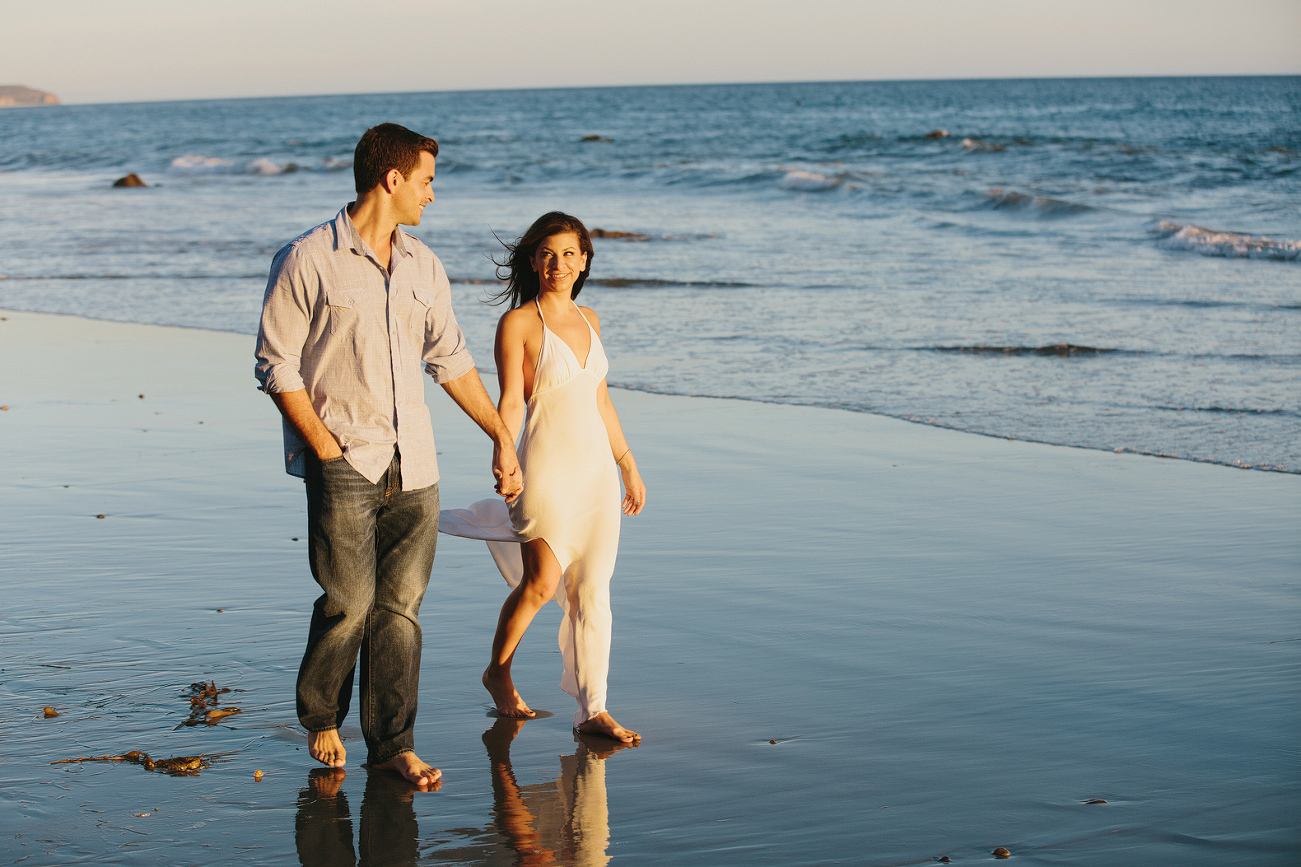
[1,76,1298,471]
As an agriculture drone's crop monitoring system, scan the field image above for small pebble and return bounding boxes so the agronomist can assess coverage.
[937,858,951,864]
[43,707,59,718]
[96,514,106,519]
[769,739,777,744]
[1085,798,1107,804]
[216,609,224,613]
[0,406,8,411]
[254,770,264,781]
[138,394,145,399]
[993,847,1011,858]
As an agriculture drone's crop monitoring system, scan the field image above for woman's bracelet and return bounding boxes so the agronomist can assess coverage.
[615,447,631,465]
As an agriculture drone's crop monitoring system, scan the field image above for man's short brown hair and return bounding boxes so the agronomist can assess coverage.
[353,123,439,194]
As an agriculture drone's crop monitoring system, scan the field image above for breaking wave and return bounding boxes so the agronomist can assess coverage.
[168,155,351,176]
[780,169,843,192]
[934,344,1120,356]
[1153,222,1299,261]
[983,188,1093,217]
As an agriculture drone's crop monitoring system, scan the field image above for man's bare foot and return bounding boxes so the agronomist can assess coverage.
[576,711,640,744]
[370,751,442,790]
[309,729,346,768]
[483,667,536,718]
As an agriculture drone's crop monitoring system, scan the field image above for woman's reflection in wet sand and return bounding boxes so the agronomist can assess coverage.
[484,716,634,867]
[294,766,426,866]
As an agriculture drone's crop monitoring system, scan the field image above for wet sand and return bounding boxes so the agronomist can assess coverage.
[0,309,1297,865]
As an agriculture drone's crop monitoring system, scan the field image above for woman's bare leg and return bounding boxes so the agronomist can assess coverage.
[484,539,562,717]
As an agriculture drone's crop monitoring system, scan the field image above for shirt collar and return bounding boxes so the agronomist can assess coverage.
[332,205,413,263]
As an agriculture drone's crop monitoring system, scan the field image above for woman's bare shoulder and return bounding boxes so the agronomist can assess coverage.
[578,305,601,332]
[498,304,539,329]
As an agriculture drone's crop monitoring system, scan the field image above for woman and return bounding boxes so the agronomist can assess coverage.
[440,212,645,743]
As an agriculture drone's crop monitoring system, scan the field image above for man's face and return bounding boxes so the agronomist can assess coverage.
[392,150,437,226]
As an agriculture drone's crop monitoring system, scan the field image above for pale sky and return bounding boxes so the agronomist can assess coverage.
[3,0,1299,104]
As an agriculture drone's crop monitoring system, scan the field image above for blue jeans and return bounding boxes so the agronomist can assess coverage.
[297,450,439,765]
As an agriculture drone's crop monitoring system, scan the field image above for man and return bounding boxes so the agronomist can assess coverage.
[255,123,521,788]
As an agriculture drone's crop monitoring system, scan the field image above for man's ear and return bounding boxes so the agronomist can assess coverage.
[382,167,403,193]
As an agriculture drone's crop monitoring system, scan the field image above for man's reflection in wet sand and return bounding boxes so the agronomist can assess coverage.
[484,716,633,867]
[294,766,428,866]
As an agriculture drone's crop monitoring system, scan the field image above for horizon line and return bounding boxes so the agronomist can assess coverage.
[20,71,1301,108]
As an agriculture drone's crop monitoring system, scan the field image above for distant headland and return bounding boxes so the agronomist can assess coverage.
[0,85,60,107]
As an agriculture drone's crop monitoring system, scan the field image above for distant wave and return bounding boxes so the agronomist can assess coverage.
[0,272,262,281]
[1153,404,1300,417]
[935,344,1118,356]
[1119,296,1301,312]
[168,154,350,176]
[449,276,753,289]
[983,188,1093,217]
[780,169,843,192]
[1153,221,1299,261]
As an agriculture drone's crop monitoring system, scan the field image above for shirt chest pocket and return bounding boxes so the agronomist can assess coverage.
[405,285,438,330]
[412,285,436,311]
[323,285,382,337]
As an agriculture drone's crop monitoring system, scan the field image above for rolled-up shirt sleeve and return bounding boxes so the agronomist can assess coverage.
[421,255,476,383]
[255,244,314,394]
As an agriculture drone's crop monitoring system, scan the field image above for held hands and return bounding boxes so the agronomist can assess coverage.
[493,440,523,503]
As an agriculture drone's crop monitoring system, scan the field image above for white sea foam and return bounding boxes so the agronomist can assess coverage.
[168,155,233,174]
[249,158,282,175]
[781,169,841,192]
[1155,222,1299,261]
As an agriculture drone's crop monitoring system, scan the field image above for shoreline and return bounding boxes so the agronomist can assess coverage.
[2,304,1292,476]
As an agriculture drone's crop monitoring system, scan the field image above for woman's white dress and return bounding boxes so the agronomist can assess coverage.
[439,301,621,727]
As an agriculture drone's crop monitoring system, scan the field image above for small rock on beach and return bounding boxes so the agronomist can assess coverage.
[113,173,147,188]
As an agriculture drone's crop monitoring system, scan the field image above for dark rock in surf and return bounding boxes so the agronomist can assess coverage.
[113,173,147,188]
[591,228,650,241]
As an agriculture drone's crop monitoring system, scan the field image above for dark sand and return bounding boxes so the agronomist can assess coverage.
[1,310,1297,865]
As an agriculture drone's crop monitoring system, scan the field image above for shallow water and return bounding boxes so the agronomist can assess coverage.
[1,313,1297,865]
[1,76,1298,471]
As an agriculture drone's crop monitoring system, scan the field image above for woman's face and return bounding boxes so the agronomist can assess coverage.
[531,231,588,296]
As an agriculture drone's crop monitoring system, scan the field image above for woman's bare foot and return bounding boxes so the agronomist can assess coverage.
[370,751,442,790]
[309,729,346,768]
[482,716,528,762]
[576,711,640,744]
[483,667,536,718]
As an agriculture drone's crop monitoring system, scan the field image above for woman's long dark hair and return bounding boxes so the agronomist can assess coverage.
[491,211,595,309]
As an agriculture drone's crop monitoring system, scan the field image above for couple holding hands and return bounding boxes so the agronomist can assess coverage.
[254,123,645,789]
